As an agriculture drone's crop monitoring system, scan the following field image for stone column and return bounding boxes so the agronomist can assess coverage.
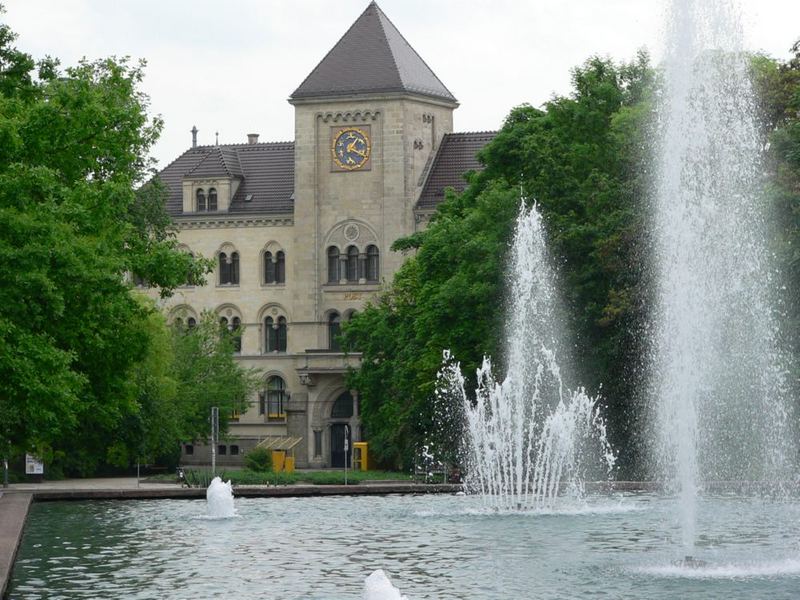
[358,252,367,284]
[339,253,348,285]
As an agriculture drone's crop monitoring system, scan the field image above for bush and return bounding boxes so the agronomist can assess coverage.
[244,447,273,472]
[183,468,227,488]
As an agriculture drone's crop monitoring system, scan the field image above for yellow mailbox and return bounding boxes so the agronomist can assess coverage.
[352,442,368,471]
[271,450,286,472]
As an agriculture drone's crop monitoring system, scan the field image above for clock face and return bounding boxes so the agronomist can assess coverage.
[332,128,371,170]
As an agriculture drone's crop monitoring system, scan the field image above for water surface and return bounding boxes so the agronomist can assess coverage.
[9,493,800,599]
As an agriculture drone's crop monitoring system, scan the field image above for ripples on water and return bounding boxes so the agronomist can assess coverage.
[8,494,800,599]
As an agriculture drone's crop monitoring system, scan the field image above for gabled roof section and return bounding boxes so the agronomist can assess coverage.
[185,146,243,179]
[416,132,497,210]
[156,142,295,216]
[291,2,456,103]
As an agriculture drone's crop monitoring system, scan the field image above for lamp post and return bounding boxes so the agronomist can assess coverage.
[344,424,350,486]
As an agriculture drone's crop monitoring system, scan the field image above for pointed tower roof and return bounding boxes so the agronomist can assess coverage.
[291,2,457,104]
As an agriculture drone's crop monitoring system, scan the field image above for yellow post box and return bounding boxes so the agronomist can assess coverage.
[271,450,286,472]
[352,442,368,471]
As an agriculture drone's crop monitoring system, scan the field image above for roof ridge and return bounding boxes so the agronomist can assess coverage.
[445,130,499,137]
[371,4,404,97]
[155,146,208,179]
[218,146,243,177]
[374,4,456,101]
[192,141,295,150]
[185,148,222,177]
[291,3,373,99]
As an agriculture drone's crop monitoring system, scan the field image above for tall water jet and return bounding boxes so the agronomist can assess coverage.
[438,204,615,510]
[651,0,797,553]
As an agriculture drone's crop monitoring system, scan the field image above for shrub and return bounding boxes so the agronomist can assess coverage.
[244,447,273,472]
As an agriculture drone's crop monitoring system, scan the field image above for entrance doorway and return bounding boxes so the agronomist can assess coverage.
[330,423,351,468]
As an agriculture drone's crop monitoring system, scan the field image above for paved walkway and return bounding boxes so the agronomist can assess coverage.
[0,492,32,598]
[5,477,181,492]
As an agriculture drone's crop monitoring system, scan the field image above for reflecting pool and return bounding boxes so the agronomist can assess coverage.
[8,493,800,599]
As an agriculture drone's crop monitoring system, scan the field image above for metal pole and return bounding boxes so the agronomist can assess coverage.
[3,457,8,488]
[136,460,140,489]
[344,425,349,486]
[211,407,219,477]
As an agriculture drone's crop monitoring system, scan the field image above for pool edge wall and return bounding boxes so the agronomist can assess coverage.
[0,493,32,600]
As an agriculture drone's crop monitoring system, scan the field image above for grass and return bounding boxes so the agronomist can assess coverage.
[143,469,414,486]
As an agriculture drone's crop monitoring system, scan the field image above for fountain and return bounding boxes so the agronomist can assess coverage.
[362,570,407,600]
[650,0,798,557]
[7,1,800,598]
[206,476,235,518]
[437,203,616,510]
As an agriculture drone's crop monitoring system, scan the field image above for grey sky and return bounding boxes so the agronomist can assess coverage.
[5,0,799,168]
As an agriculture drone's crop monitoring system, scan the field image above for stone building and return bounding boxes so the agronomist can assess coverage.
[152,1,495,468]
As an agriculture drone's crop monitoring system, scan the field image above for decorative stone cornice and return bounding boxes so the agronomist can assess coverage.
[176,215,294,230]
[319,110,380,123]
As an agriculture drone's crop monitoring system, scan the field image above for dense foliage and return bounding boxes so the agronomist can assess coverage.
[345,46,800,475]
[244,447,273,472]
[0,18,253,475]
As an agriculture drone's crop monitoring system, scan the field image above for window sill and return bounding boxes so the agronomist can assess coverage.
[261,283,287,289]
[322,283,381,293]
[216,284,240,288]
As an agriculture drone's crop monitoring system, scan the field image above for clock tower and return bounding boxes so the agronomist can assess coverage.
[286,1,458,465]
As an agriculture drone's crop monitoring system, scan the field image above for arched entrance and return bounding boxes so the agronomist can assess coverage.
[329,391,354,468]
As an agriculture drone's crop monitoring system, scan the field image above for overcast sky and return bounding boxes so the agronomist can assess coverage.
[5,0,799,168]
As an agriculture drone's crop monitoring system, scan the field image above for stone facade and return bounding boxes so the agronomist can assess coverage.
[151,2,491,468]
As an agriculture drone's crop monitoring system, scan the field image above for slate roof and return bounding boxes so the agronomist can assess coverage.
[157,142,295,217]
[291,1,456,103]
[185,146,244,179]
[416,132,497,210]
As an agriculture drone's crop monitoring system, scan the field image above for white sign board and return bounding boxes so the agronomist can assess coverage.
[25,454,44,475]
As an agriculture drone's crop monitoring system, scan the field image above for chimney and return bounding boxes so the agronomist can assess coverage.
[247,133,259,145]
[191,125,198,148]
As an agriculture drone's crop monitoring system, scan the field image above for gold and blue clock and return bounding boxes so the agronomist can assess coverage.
[332,127,371,171]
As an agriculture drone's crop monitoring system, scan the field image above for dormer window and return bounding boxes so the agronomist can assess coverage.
[196,188,206,211]
[208,188,218,211]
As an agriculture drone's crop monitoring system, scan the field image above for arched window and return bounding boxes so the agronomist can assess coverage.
[231,316,241,353]
[265,316,276,352]
[327,246,340,283]
[230,252,239,285]
[208,188,218,211]
[219,252,229,283]
[366,245,379,282]
[187,317,197,329]
[219,251,240,285]
[277,316,287,352]
[265,316,287,352]
[328,312,341,351]
[331,391,354,419]
[276,251,285,284]
[346,246,359,282]
[264,251,275,284]
[196,188,206,212]
[265,376,286,421]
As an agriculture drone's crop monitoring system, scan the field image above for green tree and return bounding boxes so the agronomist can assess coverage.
[344,53,655,473]
[170,312,259,443]
[751,42,800,379]
[0,16,208,471]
